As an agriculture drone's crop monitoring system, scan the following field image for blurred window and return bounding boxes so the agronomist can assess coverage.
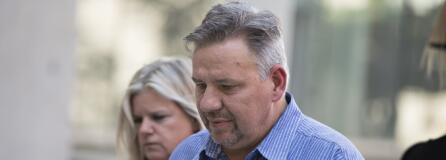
[289,0,446,159]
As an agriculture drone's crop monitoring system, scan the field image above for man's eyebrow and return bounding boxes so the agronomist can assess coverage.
[215,79,236,84]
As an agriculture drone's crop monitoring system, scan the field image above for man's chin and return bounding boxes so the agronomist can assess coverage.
[211,131,242,147]
[210,129,230,140]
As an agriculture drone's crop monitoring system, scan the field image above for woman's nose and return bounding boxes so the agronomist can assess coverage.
[138,117,155,134]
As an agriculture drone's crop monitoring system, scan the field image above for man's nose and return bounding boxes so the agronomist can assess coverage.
[198,86,222,113]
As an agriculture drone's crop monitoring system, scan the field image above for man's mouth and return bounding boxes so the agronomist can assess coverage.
[209,118,232,128]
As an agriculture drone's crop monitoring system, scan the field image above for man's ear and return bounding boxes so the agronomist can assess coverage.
[270,64,287,102]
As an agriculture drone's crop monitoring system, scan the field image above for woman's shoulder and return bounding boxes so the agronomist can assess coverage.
[169,130,210,160]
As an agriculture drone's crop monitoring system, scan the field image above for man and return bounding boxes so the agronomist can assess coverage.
[170,1,364,160]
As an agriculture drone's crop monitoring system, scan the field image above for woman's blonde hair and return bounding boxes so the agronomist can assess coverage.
[116,57,203,160]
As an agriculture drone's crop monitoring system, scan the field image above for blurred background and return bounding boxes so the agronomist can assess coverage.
[1,0,445,159]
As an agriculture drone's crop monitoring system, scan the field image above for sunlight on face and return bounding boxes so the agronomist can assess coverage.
[192,37,277,151]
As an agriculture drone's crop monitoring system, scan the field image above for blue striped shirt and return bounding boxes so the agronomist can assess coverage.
[170,93,364,160]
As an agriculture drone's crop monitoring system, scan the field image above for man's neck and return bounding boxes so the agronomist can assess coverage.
[224,148,250,160]
[224,96,288,160]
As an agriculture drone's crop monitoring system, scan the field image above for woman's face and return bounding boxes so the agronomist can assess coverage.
[132,88,196,160]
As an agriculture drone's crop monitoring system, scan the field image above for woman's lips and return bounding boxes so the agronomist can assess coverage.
[143,142,163,150]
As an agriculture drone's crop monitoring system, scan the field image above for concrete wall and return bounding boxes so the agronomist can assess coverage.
[0,0,75,159]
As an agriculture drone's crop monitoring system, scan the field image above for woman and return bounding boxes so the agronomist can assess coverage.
[403,2,446,159]
[117,57,203,160]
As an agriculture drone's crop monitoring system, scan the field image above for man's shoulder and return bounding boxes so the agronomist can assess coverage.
[289,115,364,159]
[297,116,352,145]
[169,130,209,160]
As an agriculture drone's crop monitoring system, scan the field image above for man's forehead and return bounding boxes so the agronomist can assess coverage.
[191,53,256,71]
[193,37,254,57]
[191,68,232,81]
[191,63,246,82]
[192,76,238,83]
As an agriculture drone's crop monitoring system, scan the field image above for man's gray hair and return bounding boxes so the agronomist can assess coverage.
[185,1,288,80]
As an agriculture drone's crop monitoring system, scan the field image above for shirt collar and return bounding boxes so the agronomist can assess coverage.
[201,92,303,159]
[256,92,302,159]
[203,136,222,159]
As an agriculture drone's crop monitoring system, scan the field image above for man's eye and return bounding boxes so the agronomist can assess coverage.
[221,84,235,90]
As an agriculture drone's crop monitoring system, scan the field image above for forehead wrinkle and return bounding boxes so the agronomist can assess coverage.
[193,59,257,83]
[192,38,259,83]
[215,78,236,84]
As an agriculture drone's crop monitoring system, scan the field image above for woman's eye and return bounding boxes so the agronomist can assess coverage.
[152,115,167,122]
[196,83,207,90]
[133,117,142,124]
